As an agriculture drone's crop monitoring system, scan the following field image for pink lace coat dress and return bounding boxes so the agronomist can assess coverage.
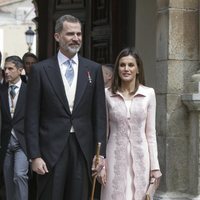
[100,85,160,200]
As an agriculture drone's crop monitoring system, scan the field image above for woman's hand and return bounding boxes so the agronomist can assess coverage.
[150,170,162,188]
[96,166,106,186]
[91,156,107,185]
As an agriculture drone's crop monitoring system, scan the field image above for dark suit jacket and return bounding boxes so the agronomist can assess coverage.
[0,82,27,168]
[25,55,107,179]
[21,75,28,83]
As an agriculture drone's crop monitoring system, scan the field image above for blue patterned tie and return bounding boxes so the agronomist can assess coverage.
[10,85,17,99]
[65,60,74,86]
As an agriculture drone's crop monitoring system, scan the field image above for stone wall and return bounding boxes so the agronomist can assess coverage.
[156,0,199,199]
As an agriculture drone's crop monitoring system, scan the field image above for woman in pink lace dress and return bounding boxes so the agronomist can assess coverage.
[100,47,162,200]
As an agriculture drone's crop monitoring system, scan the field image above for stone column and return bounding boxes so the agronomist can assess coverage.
[156,0,199,199]
[182,72,200,198]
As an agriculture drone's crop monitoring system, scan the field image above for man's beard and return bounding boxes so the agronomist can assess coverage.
[61,43,82,54]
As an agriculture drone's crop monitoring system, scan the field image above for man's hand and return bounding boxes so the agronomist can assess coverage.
[31,157,49,175]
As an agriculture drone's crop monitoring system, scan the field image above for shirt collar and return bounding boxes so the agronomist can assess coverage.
[57,50,78,66]
[108,85,147,98]
[9,79,22,88]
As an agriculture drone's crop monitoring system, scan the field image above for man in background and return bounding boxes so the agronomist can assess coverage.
[0,50,6,200]
[102,64,113,88]
[0,56,29,200]
[21,52,38,82]
[0,51,6,85]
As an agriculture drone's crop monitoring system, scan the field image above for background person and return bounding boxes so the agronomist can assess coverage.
[21,52,38,200]
[0,50,6,200]
[0,52,6,85]
[102,64,113,88]
[21,52,38,82]
[25,14,106,200]
[0,56,29,200]
[100,47,162,200]
[0,68,5,85]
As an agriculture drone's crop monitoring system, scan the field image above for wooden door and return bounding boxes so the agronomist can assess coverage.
[34,0,135,64]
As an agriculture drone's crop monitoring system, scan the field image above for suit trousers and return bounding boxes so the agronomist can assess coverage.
[3,134,29,200]
[37,133,90,200]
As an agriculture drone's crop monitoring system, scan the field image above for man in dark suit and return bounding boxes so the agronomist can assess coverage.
[0,51,7,86]
[21,52,38,83]
[0,50,5,200]
[25,14,107,200]
[0,56,29,200]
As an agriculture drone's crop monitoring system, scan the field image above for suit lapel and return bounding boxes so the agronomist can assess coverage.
[44,56,71,114]
[1,85,12,120]
[13,83,26,120]
[73,56,89,112]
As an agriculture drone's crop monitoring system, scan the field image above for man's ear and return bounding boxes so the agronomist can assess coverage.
[19,67,23,74]
[54,33,60,42]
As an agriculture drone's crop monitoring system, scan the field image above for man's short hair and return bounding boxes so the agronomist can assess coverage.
[22,52,38,63]
[102,64,114,72]
[55,14,82,33]
[5,56,24,69]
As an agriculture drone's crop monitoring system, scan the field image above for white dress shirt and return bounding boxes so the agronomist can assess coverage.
[57,50,79,132]
[8,79,22,137]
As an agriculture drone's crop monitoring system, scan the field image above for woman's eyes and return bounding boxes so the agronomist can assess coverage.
[120,63,135,67]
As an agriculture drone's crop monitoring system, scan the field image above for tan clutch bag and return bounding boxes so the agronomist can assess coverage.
[146,178,157,200]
